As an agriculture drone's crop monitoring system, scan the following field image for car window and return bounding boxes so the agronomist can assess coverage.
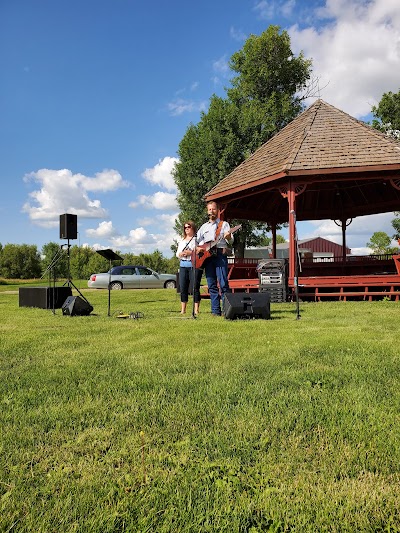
[137,267,153,276]
[120,268,136,275]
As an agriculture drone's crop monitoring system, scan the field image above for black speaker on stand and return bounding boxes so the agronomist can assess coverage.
[60,213,78,240]
[224,292,271,320]
[58,213,93,316]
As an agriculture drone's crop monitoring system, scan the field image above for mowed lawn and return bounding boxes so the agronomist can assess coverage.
[0,286,399,532]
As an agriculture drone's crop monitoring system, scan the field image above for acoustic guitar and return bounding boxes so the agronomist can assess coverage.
[191,224,242,269]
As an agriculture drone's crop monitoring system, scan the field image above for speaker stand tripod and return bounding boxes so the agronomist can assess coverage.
[62,240,93,311]
[41,245,72,314]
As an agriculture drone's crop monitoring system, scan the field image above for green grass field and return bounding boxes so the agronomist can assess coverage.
[1,286,399,532]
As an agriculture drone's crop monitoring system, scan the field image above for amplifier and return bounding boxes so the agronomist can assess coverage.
[19,287,72,309]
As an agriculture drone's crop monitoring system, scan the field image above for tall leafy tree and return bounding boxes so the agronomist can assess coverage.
[69,245,97,280]
[366,231,398,255]
[371,89,400,138]
[392,212,400,241]
[173,26,312,256]
[0,244,41,279]
[41,242,69,280]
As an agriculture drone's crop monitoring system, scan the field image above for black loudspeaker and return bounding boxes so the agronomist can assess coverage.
[19,287,72,309]
[60,213,77,240]
[62,296,93,316]
[224,292,271,320]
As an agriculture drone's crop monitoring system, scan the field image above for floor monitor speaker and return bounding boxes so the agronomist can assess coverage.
[224,292,271,320]
[60,213,77,240]
[62,296,93,316]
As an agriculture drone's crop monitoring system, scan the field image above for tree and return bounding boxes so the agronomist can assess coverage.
[69,245,98,280]
[122,251,179,274]
[0,244,41,279]
[134,250,169,273]
[371,89,400,139]
[258,233,287,247]
[41,242,69,280]
[173,26,312,256]
[227,26,311,128]
[86,252,111,276]
[366,231,398,255]
[392,211,400,241]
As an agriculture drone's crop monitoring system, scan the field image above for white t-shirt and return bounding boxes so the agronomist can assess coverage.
[176,237,196,265]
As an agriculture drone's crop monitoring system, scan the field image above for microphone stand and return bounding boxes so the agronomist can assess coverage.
[291,211,301,320]
[191,239,197,319]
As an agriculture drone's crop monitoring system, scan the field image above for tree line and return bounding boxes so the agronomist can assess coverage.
[0,242,180,280]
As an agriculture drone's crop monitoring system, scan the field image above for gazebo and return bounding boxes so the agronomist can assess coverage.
[205,99,400,300]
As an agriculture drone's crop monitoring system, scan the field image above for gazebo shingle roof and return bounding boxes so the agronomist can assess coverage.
[206,99,400,199]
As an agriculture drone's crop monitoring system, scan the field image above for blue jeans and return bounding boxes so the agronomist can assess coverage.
[204,250,230,315]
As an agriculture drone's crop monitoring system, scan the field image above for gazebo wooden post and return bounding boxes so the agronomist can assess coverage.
[271,223,277,258]
[288,182,296,283]
[341,219,347,264]
[218,203,227,220]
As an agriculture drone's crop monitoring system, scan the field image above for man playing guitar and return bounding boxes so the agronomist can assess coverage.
[196,201,233,316]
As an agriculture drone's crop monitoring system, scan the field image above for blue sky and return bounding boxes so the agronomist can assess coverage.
[1,0,399,257]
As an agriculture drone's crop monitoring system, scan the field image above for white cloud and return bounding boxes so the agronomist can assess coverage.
[137,217,154,227]
[167,98,207,116]
[141,156,178,191]
[211,55,231,87]
[98,211,180,256]
[157,212,179,226]
[289,0,400,117]
[254,0,275,20]
[110,227,162,250]
[253,0,295,20]
[230,26,247,42]
[86,221,117,239]
[212,55,230,78]
[301,212,398,251]
[119,158,180,255]
[131,191,178,210]
[22,168,128,226]
[281,0,296,18]
[79,169,129,192]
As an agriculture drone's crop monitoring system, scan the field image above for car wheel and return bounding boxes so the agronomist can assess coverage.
[164,280,176,289]
[110,281,123,290]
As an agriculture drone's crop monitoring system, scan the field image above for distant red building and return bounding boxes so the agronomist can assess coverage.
[298,237,351,259]
[245,236,350,261]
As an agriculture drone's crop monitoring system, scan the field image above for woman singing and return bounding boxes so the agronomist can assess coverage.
[176,221,202,315]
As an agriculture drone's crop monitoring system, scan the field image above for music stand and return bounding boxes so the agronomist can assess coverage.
[96,249,123,316]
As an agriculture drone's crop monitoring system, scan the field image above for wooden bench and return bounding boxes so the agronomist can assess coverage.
[201,278,259,296]
[228,279,259,292]
[299,286,400,301]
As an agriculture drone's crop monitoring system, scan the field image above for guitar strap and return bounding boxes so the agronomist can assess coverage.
[214,219,224,241]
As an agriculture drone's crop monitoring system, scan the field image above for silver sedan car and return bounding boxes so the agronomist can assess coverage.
[88,265,176,290]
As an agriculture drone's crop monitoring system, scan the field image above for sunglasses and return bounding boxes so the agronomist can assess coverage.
[184,225,192,229]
